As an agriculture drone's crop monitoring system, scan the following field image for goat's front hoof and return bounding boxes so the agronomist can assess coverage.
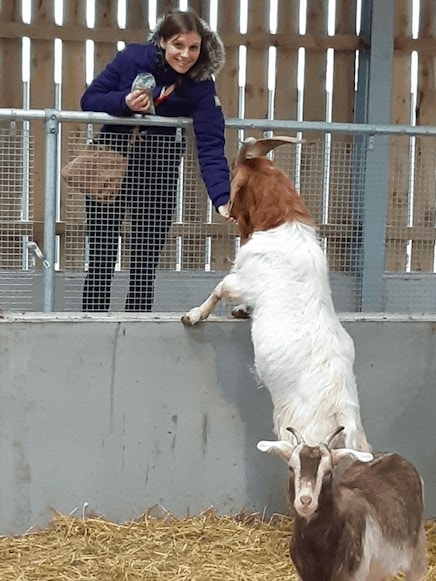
[181,308,203,326]
[181,314,194,326]
[231,303,251,319]
[231,308,251,319]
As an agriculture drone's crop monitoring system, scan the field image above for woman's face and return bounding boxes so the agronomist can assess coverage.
[160,32,201,74]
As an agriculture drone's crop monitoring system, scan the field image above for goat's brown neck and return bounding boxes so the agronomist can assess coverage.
[291,484,365,579]
[230,158,314,242]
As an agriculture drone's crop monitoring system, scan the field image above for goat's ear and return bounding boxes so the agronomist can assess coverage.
[229,166,250,206]
[257,440,294,463]
[331,448,374,466]
[234,137,257,165]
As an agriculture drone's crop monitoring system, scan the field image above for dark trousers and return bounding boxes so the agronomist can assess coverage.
[82,133,184,312]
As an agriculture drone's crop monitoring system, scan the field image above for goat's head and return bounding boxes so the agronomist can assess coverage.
[229,136,315,242]
[257,426,373,519]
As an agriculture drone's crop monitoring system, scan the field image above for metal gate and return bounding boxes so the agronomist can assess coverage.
[0,108,435,314]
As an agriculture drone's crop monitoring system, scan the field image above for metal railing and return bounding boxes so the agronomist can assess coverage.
[0,108,434,314]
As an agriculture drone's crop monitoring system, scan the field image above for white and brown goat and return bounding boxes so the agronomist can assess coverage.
[182,137,370,452]
[257,426,427,580]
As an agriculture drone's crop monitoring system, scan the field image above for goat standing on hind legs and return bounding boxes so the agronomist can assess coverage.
[181,136,370,453]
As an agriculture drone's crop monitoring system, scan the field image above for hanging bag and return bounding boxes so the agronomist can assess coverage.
[61,128,139,204]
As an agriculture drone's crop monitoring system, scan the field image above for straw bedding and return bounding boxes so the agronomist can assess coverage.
[0,509,434,580]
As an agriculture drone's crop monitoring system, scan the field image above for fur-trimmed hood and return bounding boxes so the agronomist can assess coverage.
[149,17,225,82]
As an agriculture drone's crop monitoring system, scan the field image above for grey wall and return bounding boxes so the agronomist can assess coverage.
[0,313,434,536]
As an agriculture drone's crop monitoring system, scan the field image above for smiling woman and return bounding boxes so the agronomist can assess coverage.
[78,8,232,313]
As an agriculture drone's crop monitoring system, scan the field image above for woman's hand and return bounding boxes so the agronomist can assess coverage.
[125,89,153,113]
[218,202,235,222]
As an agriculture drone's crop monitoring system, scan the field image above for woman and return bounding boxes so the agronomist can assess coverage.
[80,9,231,312]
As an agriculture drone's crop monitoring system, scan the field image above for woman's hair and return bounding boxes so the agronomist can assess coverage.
[155,9,210,74]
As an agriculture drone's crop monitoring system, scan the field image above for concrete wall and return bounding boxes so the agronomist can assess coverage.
[0,313,434,536]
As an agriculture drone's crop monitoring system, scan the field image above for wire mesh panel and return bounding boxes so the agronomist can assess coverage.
[0,117,434,315]
[387,136,436,272]
[54,124,436,315]
[62,126,236,313]
[0,127,35,311]
[384,135,436,311]
[62,126,372,314]
[268,134,367,311]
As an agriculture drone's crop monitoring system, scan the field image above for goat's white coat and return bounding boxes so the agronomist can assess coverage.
[184,219,369,450]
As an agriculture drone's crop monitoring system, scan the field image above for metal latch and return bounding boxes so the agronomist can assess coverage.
[26,241,51,269]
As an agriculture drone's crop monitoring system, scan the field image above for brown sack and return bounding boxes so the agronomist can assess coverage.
[61,143,128,204]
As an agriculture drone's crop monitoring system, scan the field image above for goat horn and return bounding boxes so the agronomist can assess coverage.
[324,426,345,447]
[286,426,305,445]
[234,135,315,165]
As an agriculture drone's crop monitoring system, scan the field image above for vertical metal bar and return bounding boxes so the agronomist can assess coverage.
[350,0,372,305]
[19,120,32,271]
[361,0,394,311]
[43,109,60,312]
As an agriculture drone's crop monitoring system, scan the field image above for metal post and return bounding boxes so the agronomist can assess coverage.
[42,109,60,312]
[361,0,394,311]
[348,0,373,305]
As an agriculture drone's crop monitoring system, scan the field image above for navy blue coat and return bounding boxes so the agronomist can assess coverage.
[81,43,230,210]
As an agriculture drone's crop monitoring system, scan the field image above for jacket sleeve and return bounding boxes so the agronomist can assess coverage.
[192,81,230,210]
[80,45,151,117]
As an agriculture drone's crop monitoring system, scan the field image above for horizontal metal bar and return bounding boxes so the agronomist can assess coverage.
[0,108,46,121]
[57,111,193,127]
[3,108,436,137]
[0,108,192,127]
[224,118,436,137]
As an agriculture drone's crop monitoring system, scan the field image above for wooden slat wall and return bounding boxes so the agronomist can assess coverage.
[125,1,148,31]
[0,2,32,272]
[328,0,358,270]
[0,0,21,110]
[0,0,434,278]
[298,0,327,232]
[210,0,240,269]
[61,2,88,270]
[94,1,120,76]
[28,0,55,251]
[274,1,299,121]
[244,0,270,136]
[304,0,328,124]
[387,0,436,273]
[331,0,356,123]
[412,0,436,272]
[61,2,88,141]
[216,0,239,122]
[386,0,413,272]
